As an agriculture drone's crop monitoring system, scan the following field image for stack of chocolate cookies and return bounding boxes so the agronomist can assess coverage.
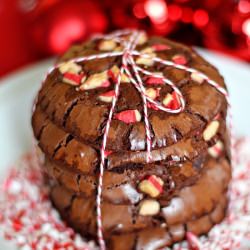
[32,30,231,250]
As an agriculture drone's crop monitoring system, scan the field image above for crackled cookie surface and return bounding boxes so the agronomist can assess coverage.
[32,30,231,250]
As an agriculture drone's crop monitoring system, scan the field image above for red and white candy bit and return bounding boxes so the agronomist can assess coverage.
[208,140,224,158]
[114,109,141,124]
[63,72,86,86]
[104,150,113,158]
[145,88,160,100]
[80,71,110,90]
[98,39,117,51]
[203,120,220,141]
[151,43,170,51]
[147,102,159,110]
[139,199,160,216]
[58,61,85,86]
[108,65,119,81]
[172,54,187,65]
[163,91,181,110]
[186,232,202,250]
[145,75,165,85]
[108,65,130,82]
[98,90,115,103]
[213,113,221,120]
[139,175,164,198]
[136,47,156,66]
[137,31,148,45]
[58,61,82,74]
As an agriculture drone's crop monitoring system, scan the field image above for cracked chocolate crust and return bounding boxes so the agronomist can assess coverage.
[33,36,227,153]
[33,105,229,175]
[53,189,227,250]
[108,195,228,250]
[34,81,227,152]
[44,154,223,205]
[49,156,230,248]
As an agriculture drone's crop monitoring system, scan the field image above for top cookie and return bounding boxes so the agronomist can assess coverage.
[33,30,228,174]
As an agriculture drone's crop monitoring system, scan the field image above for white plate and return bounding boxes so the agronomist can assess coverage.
[0,50,249,249]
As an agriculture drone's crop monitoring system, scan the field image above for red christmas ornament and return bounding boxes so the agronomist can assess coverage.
[203,0,250,61]
[28,0,107,55]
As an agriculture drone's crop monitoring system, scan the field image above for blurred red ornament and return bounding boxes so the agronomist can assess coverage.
[49,17,86,53]
[181,7,193,23]
[238,0,250,14]
[202,0,250,61]
[168,4,182,21]
[242,18,250,36]
[193,9,209,27]
[144,0,168,24]
[133,2,146,19]
[28,0,107,55]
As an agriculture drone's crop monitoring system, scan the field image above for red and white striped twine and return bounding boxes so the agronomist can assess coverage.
[42,29,230,250]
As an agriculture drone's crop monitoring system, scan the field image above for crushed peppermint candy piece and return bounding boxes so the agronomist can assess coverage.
[151,44,170,51]
[147,102,159,110]
[137,32,148,45]
[145,75,165,85]
[98,90,115,103]
[59,61,82,74]
[145,88,160,100]
[80,71,110,90]
[136,47,156,66]
[108,65,120,81]
[163,91,181,110]
[203,120,220,141]
[114,109,141,123]
[213,113,221,120]
[58,61,85,86]
[139,199,160,216]
[108,65,130,83]
[172,54,187,65]
[121,73,130,83]
[208,140,224,158]
[186,232,202,250]
[139,175,164,198]
[140,47,154,54]
[136,56,155,66]
[98,39,117,51]
[63,72,86,86]
[104,150,113,158]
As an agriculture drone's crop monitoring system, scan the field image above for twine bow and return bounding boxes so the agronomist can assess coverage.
[45,29,229,250]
